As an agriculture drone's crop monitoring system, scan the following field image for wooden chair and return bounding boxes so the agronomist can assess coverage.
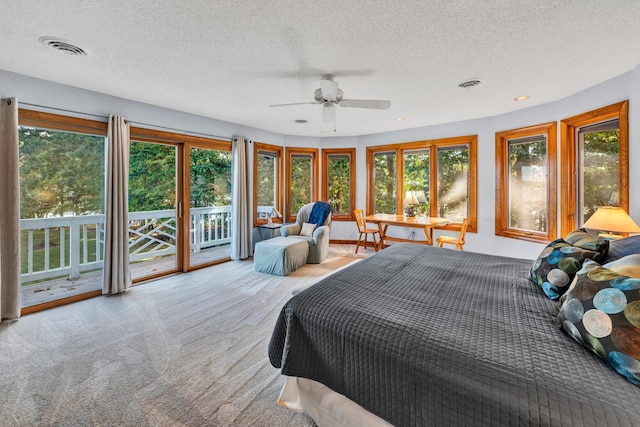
[354,209,380,253]
[436,218,469,250]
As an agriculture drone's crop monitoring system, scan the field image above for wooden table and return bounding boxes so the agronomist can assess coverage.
[365,214,450,249]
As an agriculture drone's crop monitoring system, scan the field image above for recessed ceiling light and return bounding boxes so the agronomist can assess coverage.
[294,119,308,124]
[514,95,530,101]
[39,36,87,56]
[395,117,405,121]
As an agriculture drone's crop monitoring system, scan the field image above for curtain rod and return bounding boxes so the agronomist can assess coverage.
[19,101,233,142]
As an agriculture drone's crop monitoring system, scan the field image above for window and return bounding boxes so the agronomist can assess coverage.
[495,122,557,242]
[254,142,283,225]
[371,151,398,214]
[285,147,318,221]
[322,148,356,220]
[560,101,628,236]
[436,146,469,221]
[403,149,430,216]
[129,127,233,276]
[18,110,108,310]
[366,135,477,231]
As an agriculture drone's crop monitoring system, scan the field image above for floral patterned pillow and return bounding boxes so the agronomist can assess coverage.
[558,259,640,386]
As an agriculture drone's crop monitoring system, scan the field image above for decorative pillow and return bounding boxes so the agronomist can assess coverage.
[604,235,640,264]
[530,238,602,300]
[299,222,317,237]
[604,254,640,279]
[564,228,609,258]
[557,259,640,386]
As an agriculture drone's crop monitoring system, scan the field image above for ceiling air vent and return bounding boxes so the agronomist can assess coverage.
[457,79,482,89]
[39,37,87,56]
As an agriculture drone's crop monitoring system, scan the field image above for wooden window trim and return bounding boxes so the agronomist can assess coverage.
[253,142,283,226]
[560,101,629,236]
[322,148,356,221]
[19,109,108,135]
[285,147,319,222]
[366,135,477,233]
[495,122,557,243]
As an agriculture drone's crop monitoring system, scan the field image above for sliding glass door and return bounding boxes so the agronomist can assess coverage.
[188,145,232,268]
[129,140,179,280]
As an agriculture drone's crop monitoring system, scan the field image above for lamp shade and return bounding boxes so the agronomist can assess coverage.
[403,191,419,205]
[583,206,640,233]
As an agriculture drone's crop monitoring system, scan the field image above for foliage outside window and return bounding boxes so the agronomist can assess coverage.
[437,146,469,221]
[579,121,620,223]
[322,148,356,220]
[495,122,557,242]
[254,142,283,225]
[560,101,628,236]
[366,135,477,232]
[372,151,398,214]
[189,147,232,208]
[285,147,318,221]
[403,150,430,216]
[18,110,108,308]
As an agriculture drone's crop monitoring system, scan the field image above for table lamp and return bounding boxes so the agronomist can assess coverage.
[403,191,419,217]
[583,206,640,239]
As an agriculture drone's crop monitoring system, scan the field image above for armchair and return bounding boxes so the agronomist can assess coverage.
[280,202,332,263]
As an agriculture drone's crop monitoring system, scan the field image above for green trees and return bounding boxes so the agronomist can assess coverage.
[289,155,312,213]
[582,129,620,221]
[19,127,105,218]
[19,131,233,219]
[325,154,351,215]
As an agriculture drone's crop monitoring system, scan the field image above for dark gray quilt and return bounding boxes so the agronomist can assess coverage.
[268,243,640,426]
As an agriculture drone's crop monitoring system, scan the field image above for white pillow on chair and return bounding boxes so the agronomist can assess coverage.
[299,222,317,237]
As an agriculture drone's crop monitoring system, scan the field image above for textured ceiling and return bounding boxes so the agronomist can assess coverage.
[1,0,640,137]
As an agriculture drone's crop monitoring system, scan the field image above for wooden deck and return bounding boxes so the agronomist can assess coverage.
[21,245,230,308]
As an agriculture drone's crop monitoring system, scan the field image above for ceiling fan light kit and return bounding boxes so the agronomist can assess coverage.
[269,74,391,132]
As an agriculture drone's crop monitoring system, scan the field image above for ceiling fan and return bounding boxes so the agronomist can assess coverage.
[269,74,391,130]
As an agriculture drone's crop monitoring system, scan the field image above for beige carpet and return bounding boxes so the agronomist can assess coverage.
[0,244,369,426]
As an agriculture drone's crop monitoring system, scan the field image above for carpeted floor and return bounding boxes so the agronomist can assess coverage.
[0,244,369,426]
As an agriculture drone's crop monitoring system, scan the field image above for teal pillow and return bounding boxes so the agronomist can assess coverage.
[558,259,640,386]
[530,239,601,300]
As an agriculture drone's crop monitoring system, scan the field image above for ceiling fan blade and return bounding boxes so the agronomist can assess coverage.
[320,78,339,101]
[269,101,322,107]
[340,99,391,110]
[323,103,336,123]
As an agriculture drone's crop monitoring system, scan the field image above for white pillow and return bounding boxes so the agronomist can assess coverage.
[299,222,317,237]
[604,253,640,278]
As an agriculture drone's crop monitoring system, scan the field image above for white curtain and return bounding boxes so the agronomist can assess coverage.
[0,97,21,320]
[230,136,252,260]
[102,115,131,294]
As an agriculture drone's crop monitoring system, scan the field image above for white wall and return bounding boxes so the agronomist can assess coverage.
[2,65,639,260]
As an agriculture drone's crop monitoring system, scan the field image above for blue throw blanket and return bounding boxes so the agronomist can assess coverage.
[308,201,332,228]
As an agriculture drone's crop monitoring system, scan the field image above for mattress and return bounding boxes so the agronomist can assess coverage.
[268,243,640,426]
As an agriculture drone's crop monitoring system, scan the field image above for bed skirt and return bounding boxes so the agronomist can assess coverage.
[277,376,392,427]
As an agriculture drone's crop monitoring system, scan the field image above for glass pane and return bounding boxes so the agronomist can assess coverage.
[257,151,277,220]
[403,150,430,216]
[580,128,620,225]
[373,151,397,214]
[290,154,313,214]
[189,147,232,266]
[326,154,351,215]
[437,146,469,221]
[507,137,547,232]
[129,141,177,279]
[19,126,105,307]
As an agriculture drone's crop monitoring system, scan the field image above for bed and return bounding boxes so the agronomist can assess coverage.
[268,242,640,426]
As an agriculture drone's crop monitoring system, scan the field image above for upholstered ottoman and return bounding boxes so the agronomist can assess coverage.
[254,237,309,276]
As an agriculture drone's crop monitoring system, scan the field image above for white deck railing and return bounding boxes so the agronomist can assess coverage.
[19,205,239,284]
